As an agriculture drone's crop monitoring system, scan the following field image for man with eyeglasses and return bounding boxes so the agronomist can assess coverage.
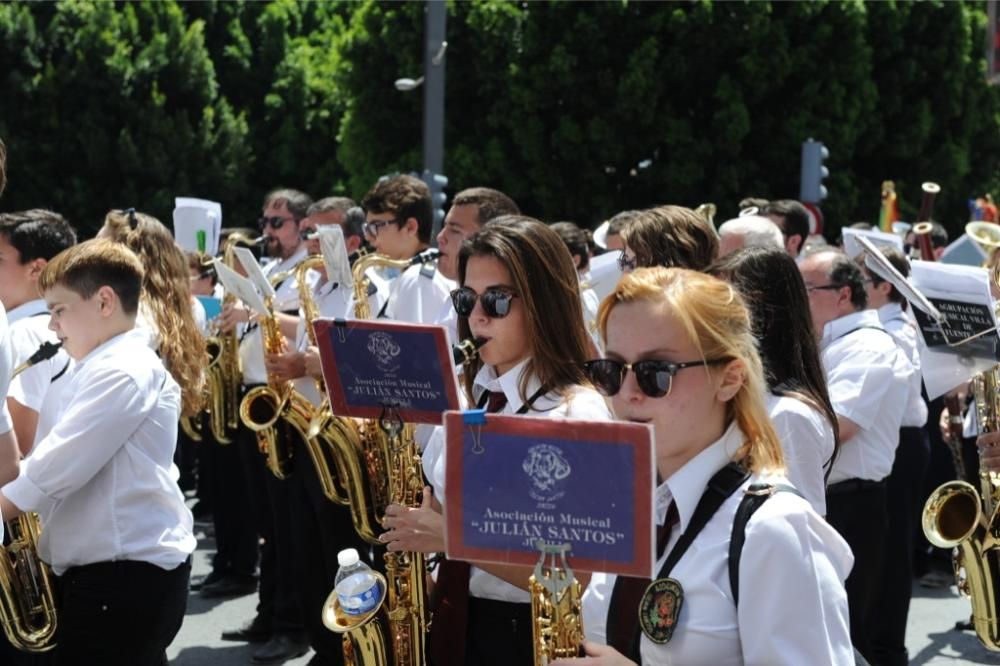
[798,248,912,664]
[360,174,454,324]
[216,188,314,664]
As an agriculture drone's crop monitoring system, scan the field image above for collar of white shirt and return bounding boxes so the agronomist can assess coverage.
[876,301,907,325]
[820,308,883,349]
[660,421,743,532]
[77,327,148,368]
[7,299,48,324]
[472,358,539,413]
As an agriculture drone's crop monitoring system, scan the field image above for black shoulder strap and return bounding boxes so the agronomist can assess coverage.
[727,483,802,605]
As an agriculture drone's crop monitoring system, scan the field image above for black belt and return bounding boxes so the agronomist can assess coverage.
[827,478,885,496]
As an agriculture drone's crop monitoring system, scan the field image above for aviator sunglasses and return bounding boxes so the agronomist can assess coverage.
[583,358,726,398]
[451,286,518,318]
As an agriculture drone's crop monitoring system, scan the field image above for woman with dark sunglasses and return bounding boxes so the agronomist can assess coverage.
[559,267,852,666]
[380,216,612,666]
[709,246,839,515]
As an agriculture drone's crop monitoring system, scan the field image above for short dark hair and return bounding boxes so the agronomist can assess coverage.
[928,222,949,248]
[263,188,313,222]
[763,200,810,246]
[187,251,217,285]
[343,207,366,240]
[866,247,909,305]
[606,210,641,237]
[451,187,520,226]
[307,196,356,218]
[828,252,868,310]
[39,239,143,315]
[620,205,718,270]
[0,209,77,263]
[738,197,770,213]
[550,221,590,271]
[361,174,433,244]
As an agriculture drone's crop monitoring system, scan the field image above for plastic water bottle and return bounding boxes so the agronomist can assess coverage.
[334,548,380,616]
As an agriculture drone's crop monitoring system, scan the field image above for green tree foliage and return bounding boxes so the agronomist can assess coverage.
[1,0,998,241]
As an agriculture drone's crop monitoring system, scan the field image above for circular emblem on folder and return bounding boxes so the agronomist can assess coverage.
[639,577,684,644]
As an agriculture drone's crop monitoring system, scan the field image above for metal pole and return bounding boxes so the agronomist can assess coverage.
[423,0,446,178]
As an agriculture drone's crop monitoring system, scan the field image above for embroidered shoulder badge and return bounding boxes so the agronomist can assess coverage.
[639,577,684,644]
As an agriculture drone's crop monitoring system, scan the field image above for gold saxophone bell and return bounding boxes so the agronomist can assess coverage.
[530,543,585,665]
[967,221,1000,268]
[0,341,64,652]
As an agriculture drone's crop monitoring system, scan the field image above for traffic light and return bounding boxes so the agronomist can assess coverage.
[422,169,449,228]
[799,138,829,203]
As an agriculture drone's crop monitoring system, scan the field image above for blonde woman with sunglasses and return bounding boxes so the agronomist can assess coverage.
[556,267,853,666]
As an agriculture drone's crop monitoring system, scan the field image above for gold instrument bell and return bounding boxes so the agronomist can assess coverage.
[967,221,1000,263]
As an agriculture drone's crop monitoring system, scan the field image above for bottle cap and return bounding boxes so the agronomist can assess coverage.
[337,548,360,567]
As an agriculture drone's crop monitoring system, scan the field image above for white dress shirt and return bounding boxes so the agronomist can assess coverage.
[7,299,69,417]
[876,302,928,428]
[766,394,834,515]
[422,358,613,603]
[239,246,311,385]
[0,304,15,435]
[582,423,854,665]
[383,262,455,324]
[2,328,196,575]
[820,309,912,484]
[579,272,602,352]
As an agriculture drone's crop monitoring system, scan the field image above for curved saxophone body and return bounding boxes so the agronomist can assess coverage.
[923,364,1000,651]
[0,342,64,652]
[0,513,57,652]
[321,252,441,666]
[530,567,585,664]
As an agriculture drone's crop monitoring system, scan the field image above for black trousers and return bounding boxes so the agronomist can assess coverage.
[870,427,931,666]
[287,435,374,663]
[462,597,533,666]
[206,424,257,577]
[237,414,303,634]
[826,481,888,665]
[55,558,190,666]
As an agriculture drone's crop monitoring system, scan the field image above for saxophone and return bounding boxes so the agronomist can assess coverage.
[923,363,1000,651]
[237,267,313,480]
[194,233,265,445]
[322,250,442,666]
[0,341,63,652]
[530,544,585,665]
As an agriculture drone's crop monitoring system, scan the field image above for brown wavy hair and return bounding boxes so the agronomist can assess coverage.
[597,266,785,475]
[101,210,205,416]
[456,216,592,404]
[620,205,718,270]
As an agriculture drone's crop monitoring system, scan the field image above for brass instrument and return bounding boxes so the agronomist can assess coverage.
[694,203,717,230]
[322,250,442,666]
[912,182,941,261]
[923,273,1000,650]
[530,544,585,665]
[968,221,1000,266]
[0,341,63,652]
[237,265,312,480]
[201,233,265,445]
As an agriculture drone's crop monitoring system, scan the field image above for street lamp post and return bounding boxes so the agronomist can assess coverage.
[423,0,446,237]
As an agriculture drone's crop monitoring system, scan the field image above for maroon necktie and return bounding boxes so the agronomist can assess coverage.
[429,389,508,666]
[606,501,679,656]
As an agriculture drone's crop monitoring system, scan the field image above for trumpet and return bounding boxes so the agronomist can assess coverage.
[0,340,64,652]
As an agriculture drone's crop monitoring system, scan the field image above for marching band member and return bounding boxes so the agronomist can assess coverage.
[215,189,313,663]
[380,217,612,666]
[432,187,520,343]
[0,210,76,455]
[0,239,196,666]
[617,205,718,273]
[360,174,454,324]
[862,249,931,666]
[566,266,852,666]
[551,221,602,353]
[263,196,381,666]
[798,248,912,662]
[710,246,838,515]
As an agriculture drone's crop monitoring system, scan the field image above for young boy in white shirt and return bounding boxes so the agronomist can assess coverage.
[0,239,195,665]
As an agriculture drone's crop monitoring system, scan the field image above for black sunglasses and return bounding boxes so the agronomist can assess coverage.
[257,216,290,231]
[583,358,726,398]
[451,286,518,318]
